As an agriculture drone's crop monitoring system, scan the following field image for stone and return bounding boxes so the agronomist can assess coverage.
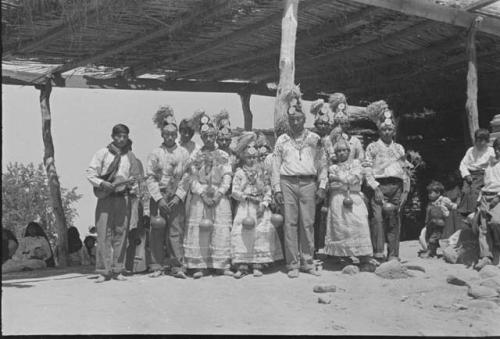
[467,285,499,299]
[446,275,469,287]
[479,277,500,293]
[375,260,412,279]
[479,265,500,279]
[342,265,359,275]
[313,284,337,293]
[318,296,332,304]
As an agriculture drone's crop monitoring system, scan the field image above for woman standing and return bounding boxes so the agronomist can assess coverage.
[230,132,283,278]
[183,110,234,278]
[324,139,377,266]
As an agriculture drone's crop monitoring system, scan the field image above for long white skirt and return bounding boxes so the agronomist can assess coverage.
[231,200,283,264]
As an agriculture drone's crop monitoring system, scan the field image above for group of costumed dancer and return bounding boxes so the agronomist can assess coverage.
[85,87,500,282]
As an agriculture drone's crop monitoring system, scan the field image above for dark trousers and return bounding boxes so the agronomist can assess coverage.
[149,197,185,272]
[370,178,403,259]
[313,201,327,251]
[426,224,443,252]
[95,194,131,276]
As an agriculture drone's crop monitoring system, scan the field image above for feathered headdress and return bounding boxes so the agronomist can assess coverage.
[366,100,395,129]
[328,93,349,125]
[191,109,214,134]
[153,105,176,130]
[214,109,231,137]
[285,85,304,116]
[310,98,331,125]
[234,131,258,158]
[256,132,270,148]
[275,115,290,137]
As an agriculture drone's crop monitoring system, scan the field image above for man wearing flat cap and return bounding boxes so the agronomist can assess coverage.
[86,123,142,282]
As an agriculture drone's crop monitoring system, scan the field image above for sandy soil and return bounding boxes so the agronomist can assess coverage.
[2,240,500,336]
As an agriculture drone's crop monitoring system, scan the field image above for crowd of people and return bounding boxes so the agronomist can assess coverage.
[3,91,498,280]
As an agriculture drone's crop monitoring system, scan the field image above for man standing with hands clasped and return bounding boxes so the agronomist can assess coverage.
[146,106,190,279]
[272,89,327,278]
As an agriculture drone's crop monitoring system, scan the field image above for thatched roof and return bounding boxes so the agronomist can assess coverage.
[2,0,500,117]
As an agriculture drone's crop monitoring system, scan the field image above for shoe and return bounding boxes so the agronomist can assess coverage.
[233,270,246,279]
[148,270,163,278]
[113,273,127,281]
[419,251,431,259]
[253,269,263,277]
[287,269,299,278]
[172,271,187,279]
[222,269,234,277]
[95,275,111,283]
[475,257,492,270]
[192,270,204,279]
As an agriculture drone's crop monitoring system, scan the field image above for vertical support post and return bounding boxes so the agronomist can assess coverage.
[465,16,483,144]
[35,80,68,267]
[273,0,299,131]
[239,91,253,131]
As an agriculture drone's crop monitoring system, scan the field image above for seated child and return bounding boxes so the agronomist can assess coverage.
[420,180,457,258]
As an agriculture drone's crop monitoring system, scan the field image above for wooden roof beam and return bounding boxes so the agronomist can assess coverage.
[350,0,500,37]
[25,0,234,84]
[2,68,275,96]
[172,6,379,80]
[465,0,499,12]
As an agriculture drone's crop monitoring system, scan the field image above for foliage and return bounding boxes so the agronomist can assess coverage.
[2,162,82,242]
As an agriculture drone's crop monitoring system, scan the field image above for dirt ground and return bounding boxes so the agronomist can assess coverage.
[2,240,500,336]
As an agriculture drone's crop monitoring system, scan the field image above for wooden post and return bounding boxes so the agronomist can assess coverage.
[34,80,69,267]
[239,91,253,131]
[465,16,483,144]
[273,0,299,130]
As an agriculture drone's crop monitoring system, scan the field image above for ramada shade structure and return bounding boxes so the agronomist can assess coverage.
[2,0,500,113]
[2,0,500,265]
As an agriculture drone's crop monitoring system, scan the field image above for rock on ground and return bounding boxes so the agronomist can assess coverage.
[375,261,412,279]
[313,284,337,293]
[468,285,499,299]
[480,277,500,293]
[479,266,500,280]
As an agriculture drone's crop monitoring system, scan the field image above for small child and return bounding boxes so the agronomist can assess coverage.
[420,180,457,258]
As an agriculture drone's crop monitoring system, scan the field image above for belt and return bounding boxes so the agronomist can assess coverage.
[376,177,403,184]
[281,175,317,180]
[482,191,499,196]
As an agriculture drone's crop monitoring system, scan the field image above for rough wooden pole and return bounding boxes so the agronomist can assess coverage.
[35,80,68,267]
[239,91,253,131]
[273,0,299,130]
[465,16,483,144]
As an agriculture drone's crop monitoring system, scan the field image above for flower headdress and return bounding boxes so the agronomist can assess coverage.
[214,109,231,138]
[328,93,349,125]
[366,100,395,129]
[256,132,271,154]
[310,99,332,125]
[234,131,258,158]
[153,105,177,131]
[191,109,215,135]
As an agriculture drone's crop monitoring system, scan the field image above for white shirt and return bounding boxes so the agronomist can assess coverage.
[482,158,500,194]
[459,146,495,178]
[86,148,131,187]
[365,139,406,188]
[271,130,327,192]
